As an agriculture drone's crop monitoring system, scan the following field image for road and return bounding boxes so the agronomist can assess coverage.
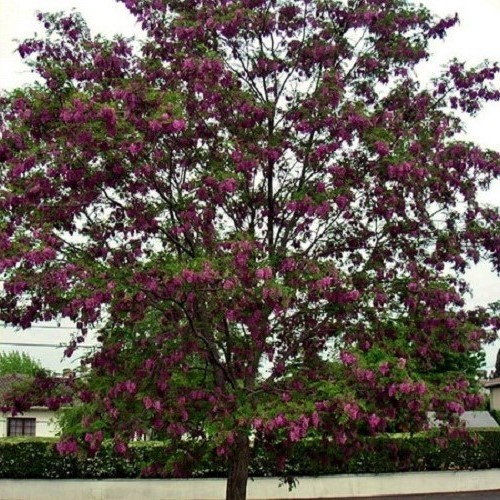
[336,492,500,499]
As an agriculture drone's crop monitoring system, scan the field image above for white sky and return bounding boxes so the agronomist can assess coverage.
[0,0,499,373]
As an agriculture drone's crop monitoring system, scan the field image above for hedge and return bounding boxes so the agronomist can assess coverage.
[490,410,500,426]
[1,431,500,479]
[0,439,166,479]
[277,430,500,476]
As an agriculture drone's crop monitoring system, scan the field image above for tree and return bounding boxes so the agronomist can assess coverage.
[0,351,45,377]
[0,0,499,498]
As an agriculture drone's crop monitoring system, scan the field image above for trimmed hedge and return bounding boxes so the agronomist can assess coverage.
[490,410,500,426]
[277,431,500,476]
[1,432,500,479]
[0,438,167,479]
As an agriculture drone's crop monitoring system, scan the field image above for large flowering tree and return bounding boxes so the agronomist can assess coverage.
[1,0,499,498]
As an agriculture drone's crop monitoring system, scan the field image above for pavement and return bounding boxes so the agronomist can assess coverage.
[335,492,500,499]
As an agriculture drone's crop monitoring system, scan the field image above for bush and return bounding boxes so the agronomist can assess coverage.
[277,431,500,476]
[0,439,163,479]
[490,410,500,425]
[0,438,77,479]
[1,432,500,479]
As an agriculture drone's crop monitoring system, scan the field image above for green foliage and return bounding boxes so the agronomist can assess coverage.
[0,2,499,497]
[490,410,500,425]
[0,439,166,479]
[1,432,500,479]
[0,351,46,376]
[57,404,111,438]
[0,438,77,479]
[271,431,500,475]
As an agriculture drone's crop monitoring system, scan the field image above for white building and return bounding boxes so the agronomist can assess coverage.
[484,377,500,412]
[0,374,61,438]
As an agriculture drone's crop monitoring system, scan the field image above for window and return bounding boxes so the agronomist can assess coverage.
[7,418,36,437]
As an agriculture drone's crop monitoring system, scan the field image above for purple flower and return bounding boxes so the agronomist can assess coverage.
[125,380,137,394]
[340,351,357,366]
[171,119,186,132]
[220,178,237,193]
[368,413,381,430]
[223,278,236,290]
[148,120,162,132]
[374,141,389,156]
[256,267,273,280]
[226,309,237,321]
[344,402,360,420]
[316,276,334,289]
[281,392,291,402]
[266,148,282,162]
[316,201,330,217]
[100,107,116,126]
[128,142,143,155]
[374,292,387,306]
[446,401,464,414]
[275,414,286,427]
[114,441,127,455]
[414,382,427,395]
[378,361,390,376]
[216,446,227,456]
[56,439,78,455]
[335,431,347,445]
[335,195,349,210]
[289,425,301,442]
[311,411,320,429]
[345,289,360,302]
[253,418,263,430]
[316,181,326,192]
[399,381,412,394]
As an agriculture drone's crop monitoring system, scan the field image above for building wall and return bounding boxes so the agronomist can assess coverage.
[489,387,500,411]
[0,409,60,438]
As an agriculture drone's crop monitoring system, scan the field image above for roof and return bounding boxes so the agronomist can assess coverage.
[460,411,499,428]
[483,377,500,389]
[427,411,499,429]
[0,373,72,410]
[0,374,31,402]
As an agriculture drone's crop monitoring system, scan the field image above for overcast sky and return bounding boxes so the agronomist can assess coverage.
[0,0,499,373]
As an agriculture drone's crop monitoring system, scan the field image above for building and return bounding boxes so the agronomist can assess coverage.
[0,374,61,438]
[483,377,500,411]
[427,410,499,429]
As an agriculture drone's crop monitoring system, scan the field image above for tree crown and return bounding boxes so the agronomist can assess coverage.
[0,0,498,489]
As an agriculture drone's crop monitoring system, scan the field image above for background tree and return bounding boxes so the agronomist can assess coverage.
[0,0,499,498]
[0,351,45,377]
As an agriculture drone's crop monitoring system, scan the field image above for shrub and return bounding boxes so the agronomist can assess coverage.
[490,410,500,426]
[1,432,499,479]
[0,438,77,479]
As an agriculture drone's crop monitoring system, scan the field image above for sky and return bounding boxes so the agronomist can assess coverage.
[0,0,499,373]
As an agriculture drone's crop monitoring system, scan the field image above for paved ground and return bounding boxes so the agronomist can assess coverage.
[335,492,500,499]
[297,492,500,500]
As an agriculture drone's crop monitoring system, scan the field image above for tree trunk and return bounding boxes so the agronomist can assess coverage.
[226,432,250,500]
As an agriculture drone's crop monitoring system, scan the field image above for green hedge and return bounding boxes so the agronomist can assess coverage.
[1,432,500,479]
[490,410,500,426]
[275,431,500,476]
[0,439,167,479]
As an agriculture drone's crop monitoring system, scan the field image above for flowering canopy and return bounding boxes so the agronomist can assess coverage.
[0,0,499,498]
